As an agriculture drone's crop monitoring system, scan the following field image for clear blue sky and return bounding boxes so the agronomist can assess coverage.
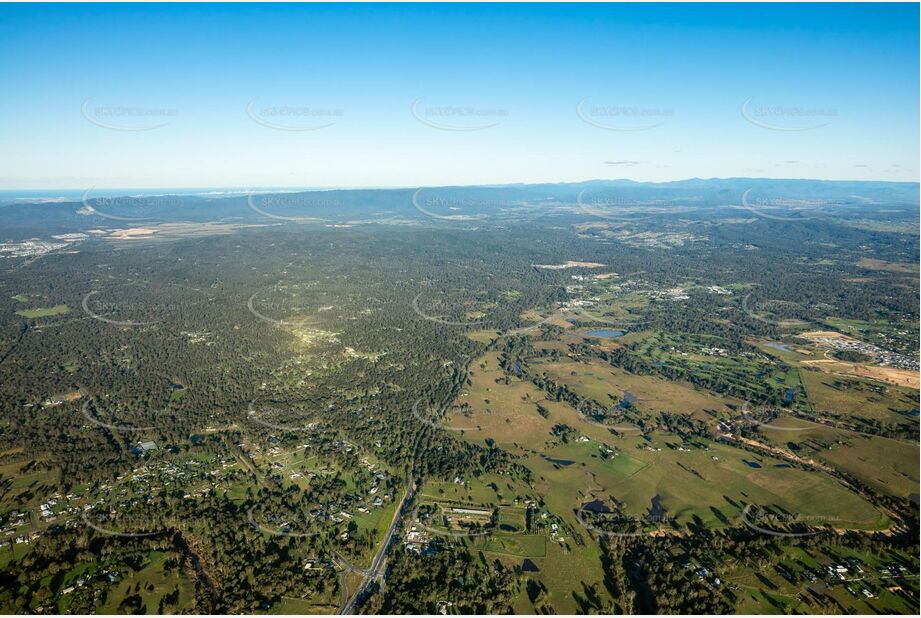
[0,2,918,190]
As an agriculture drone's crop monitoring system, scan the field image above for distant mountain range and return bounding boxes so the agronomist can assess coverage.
[1,178,917,239]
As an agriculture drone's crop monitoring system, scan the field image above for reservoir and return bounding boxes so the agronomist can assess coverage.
[586,329,626,339]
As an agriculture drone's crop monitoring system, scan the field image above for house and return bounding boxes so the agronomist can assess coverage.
[131,440,158,455]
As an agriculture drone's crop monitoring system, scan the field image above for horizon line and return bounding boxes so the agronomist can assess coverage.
[2,174,919,197]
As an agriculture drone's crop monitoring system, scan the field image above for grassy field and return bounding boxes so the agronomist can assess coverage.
[537,357,741,419]
[465,329,498,344]
[96,550,195,614]
[352,499,398,567]
[0,543,31,572]
[758,416,919,499]
[524,434,886,531]
[453,351,889,533]
[630,331,806,405]
[257,597,339,614]
[0,459,60,513]
[752,337,919,422]
[419,474,532,506]
[823,316,918,350]
[855,258,919,274]
[15,304,70,318]
[447,352,645,453]
[479,533,614,614]
[799,369,918,423]
[480,534,547,557]
[568,278,650,326]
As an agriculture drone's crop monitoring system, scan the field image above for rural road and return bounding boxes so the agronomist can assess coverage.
[338,435,422,614]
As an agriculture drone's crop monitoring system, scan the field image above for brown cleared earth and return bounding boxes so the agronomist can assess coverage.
[802,359,920,389]
[856,258,920,273]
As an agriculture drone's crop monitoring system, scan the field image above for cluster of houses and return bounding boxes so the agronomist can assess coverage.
[769,555,912,600]
[52,568,120,599]
[559,276,741,319]
[753,554,908,600]
[1,451,241,550]
[805,334,919,371]
[403,524,434,555]
[1,508,41,548]
[533,509,565,543]
[0,237,73,259]
[247,438,397,544]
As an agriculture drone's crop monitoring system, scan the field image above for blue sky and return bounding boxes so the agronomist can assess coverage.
[0,2,918,189]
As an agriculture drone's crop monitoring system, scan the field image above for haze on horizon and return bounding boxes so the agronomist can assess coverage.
[0,2,918,190]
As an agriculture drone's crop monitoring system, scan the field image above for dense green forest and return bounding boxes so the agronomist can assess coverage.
[0,182,917,613]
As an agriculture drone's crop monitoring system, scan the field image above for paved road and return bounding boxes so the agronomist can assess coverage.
[332,551,370,613]
[338,438,421,614]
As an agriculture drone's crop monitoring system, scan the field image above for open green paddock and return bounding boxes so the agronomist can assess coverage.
[479,533,547,558]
